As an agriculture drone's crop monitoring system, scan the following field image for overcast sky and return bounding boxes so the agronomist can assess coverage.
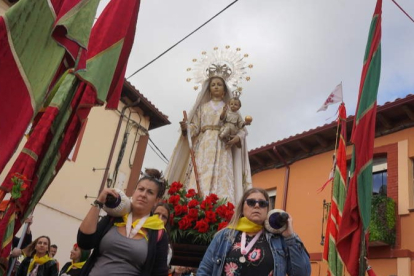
[98,0,414,172]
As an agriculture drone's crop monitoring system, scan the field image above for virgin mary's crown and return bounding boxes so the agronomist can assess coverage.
[186,46,253,92]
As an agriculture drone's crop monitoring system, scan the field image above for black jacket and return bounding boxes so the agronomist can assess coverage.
[16,257,58,276]
[59,262,82,276]
[77,215,168,276]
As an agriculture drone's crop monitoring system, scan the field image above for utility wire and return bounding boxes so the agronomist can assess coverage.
[127,0,239,79]
[149,137,169,163]
[148,143,168,165]
[114,109,168,164]
[391,0,414,23]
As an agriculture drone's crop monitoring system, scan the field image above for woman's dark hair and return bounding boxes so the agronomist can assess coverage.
[73,244,91,262]
[138,168,166,198]
[22,236,51,257]
[152,202,171,234]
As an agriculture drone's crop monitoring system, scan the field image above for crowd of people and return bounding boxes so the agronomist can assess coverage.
[2,169,314,276]
[3,192,312,275]
[0,210,90,276]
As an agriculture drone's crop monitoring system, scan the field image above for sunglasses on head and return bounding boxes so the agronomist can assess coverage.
[245,199,269,208]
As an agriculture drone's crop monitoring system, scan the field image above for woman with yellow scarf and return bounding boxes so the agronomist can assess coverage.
[59,244,90,276]
[77,168,169,276]
[198,188,311,276]
[16,236,58,276]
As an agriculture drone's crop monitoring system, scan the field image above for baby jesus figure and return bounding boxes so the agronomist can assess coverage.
[219,97,250,144]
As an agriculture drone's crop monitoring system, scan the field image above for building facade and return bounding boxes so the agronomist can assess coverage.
[249,95,414,276]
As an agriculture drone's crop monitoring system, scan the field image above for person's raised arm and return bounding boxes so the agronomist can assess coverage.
[79,188,118,234]
[24,216,32,235]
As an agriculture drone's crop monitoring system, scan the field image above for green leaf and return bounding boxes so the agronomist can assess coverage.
[369,195,396,245]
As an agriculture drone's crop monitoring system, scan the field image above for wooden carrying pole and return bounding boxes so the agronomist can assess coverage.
[183,111,201,196]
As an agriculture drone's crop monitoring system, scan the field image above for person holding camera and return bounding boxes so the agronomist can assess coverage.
[77,168,169,276]
[198,188,311,276]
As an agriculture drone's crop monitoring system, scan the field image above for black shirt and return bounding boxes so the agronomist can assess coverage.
[222,232,274,276]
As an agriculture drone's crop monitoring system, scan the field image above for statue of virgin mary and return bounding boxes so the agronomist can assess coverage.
[165,47,252,204]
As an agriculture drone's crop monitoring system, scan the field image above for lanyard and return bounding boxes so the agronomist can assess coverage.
[126,213,149,238]
[241,230,263,255]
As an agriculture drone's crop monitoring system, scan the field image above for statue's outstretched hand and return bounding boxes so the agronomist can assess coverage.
[180,121,187,131]
[180,120,187,136]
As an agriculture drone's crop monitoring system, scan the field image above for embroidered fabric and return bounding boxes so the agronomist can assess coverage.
[222,232,273,276]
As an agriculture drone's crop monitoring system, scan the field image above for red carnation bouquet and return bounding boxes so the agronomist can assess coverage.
[166,181,235,245]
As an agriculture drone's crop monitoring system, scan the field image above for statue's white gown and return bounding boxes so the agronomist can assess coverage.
[165,85,252,204]
[185,100,235,202]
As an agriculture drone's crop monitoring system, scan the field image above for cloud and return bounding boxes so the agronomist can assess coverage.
[97,0,414,171]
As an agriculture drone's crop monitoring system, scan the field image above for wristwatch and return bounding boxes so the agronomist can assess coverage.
[91,200,104,209]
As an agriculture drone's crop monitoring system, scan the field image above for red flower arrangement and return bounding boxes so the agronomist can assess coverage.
[166,181,235,245]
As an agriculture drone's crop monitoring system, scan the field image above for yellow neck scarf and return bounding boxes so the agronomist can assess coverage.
[28,254,53,273]
[114,214,164,240]
[228,217,263,233]
[66,261,86,272]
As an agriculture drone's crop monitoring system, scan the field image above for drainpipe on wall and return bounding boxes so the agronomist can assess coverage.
[98,99,141,195]
[273,146,290,211]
